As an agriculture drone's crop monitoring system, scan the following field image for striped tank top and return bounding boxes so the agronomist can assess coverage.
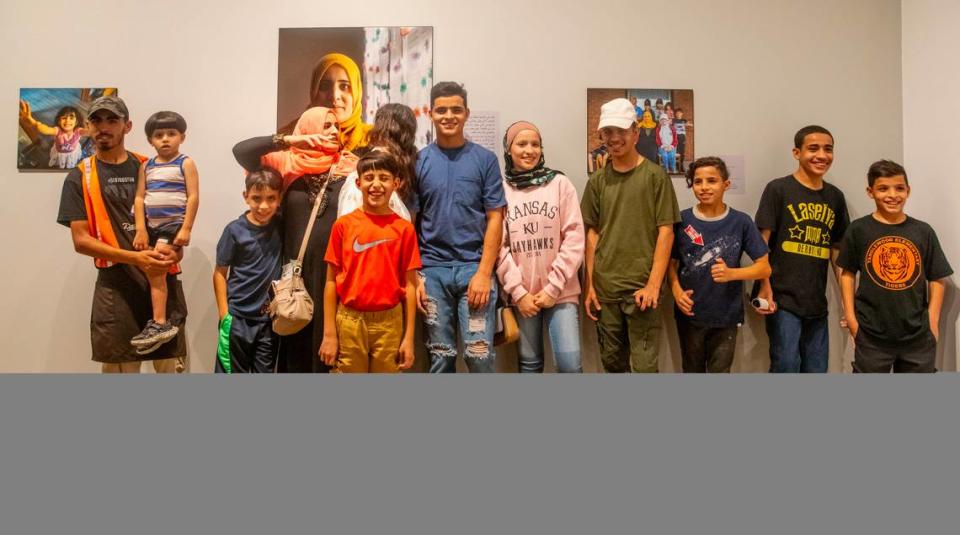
[144,154,188,228]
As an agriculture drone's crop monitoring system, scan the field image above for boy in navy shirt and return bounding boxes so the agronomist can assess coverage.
[669,157,770,372]
[213,167,284,373]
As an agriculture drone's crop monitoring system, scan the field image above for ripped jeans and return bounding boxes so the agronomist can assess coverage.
[421,264,498,373]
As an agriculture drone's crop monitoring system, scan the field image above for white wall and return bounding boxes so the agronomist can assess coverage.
[902,0,960,370]
[0,0,904,372]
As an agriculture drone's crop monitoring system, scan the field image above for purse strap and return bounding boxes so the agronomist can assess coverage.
[294,176,331,266]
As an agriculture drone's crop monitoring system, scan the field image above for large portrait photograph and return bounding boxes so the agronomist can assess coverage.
[277,26,434,149]
[18,87,118,171]
[587,88,694,176]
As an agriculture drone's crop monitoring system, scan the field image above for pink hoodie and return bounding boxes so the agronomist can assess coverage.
[497,174,585,305]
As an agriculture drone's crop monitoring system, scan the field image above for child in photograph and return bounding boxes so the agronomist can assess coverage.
[19,100,87,169]
[753,125,849,373]
[131,111,200,353]
[497,121,585,373]
[213,168,284,373]
[669,157,770,373]
[656,114,678,173]
[582,98,681,373]
[654,98,665,119]
[838,160,952,373]
[319,150,421,373]
[674,108,690,172]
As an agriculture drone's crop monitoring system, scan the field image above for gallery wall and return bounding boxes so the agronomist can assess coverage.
[0,0,909,371]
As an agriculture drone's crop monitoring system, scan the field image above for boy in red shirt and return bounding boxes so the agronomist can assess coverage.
[319,150,421,372]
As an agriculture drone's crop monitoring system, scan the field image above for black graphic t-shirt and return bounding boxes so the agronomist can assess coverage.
[837,215,952,347]
[755,175,849,318]
[57,153,142,254]
[673,207,769,327]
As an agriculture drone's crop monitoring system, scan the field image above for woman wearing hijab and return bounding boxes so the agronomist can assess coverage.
[635,109,660,164]
[233,107,357,372]
[496,121,585,373]
[280,53,373,152]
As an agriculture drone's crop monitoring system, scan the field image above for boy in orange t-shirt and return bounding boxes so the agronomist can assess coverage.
[319,150,421,372]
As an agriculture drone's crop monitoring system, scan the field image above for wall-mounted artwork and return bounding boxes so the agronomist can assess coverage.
[587,88,694,176]
[277,27,434,149]
[18,88,117,170]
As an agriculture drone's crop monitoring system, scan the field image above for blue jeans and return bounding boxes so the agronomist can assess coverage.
[658,147,676,172]
[765,308,829,373]
[516,302,582,373]
[421,265,498,373]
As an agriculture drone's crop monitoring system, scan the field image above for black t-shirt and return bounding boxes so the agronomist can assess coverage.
[755,175,849,318]
[837,215,953,348]
[216,214,283,320]
[56,153,141,253]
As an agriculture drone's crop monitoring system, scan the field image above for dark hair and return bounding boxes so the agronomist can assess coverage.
[665,102,674,111]
[867,159,908,187]
[644,99,651,106]
[685,156,730,188]
[245,166,283,193]
[430,81,468,108]
[54,106,83,128]
[357,149,402,178]
[793,125,833,149]
[366,103,418,199]
[144,110,187,137]
[655,98,663,105]
[675,107,684,113]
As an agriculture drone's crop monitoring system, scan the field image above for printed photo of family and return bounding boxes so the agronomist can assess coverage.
[587,88,694,176]
[17,87,117,170]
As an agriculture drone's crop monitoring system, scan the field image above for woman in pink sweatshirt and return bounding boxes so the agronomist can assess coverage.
[497,121,585,372]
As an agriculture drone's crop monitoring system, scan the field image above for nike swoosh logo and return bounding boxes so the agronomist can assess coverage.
[353,237,394,253]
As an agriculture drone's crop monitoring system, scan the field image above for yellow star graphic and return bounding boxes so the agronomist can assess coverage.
[821,231,831,246]
[789,225,805,241]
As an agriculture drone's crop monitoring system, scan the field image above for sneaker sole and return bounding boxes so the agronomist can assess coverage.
[131,326,180,348]
[135,341,163,355]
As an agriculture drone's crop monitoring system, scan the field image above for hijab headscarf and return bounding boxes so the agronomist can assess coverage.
[502,121,561,189]
[638,110,657,129]
[308,53,372,152]
[261,107,358,191]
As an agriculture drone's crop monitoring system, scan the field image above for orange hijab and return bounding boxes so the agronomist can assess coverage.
[261,107,358,190]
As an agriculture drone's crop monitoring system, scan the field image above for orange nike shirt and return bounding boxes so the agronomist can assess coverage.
[325,209,422,311]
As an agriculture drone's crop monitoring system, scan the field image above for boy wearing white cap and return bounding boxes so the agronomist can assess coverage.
[581,98,681,372]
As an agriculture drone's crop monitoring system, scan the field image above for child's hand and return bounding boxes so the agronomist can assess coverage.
[173,228,191,247]
[516,293,541,318]
[318,336,339,366]
[634,284,660,311]
[584,285,602,322]
[19,100,32,121]
[133,230,149,251]
[398,338,415,370]
[532,290,557,310]
[710,257,733,283]
[673,288,695,316]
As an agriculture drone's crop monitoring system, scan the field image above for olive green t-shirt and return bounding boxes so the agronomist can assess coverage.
[581,158,681,302]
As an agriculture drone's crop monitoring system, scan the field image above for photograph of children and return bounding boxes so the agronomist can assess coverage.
[17,87,117,171]
[586,88,694,176]
[277,27,434,150]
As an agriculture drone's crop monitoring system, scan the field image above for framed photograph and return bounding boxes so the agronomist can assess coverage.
[17,87,117,171]
[587,88,694,176]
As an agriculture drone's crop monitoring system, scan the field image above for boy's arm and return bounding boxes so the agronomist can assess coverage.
[398,270,419,370]
[668,259,694,316]
[634,224,674,311]
[133,164,149,251]
[174,158,200,247]
[928,279,947,342]
[840,271,858,338]
[19,100,57,136]
[754,229,777,314]
[213,266,229,321]
[830,246,848,327]
[583,226,601,321]
[467,208,504,310]
[711,254,772,282]
[70,220,172,274]
[318,266,340,366]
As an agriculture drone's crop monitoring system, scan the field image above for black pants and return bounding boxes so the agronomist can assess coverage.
[215,314,277,373]
[676,317,738,373]
[853,331,937,373]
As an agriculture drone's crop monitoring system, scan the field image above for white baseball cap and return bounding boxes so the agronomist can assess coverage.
[597,98,637,130]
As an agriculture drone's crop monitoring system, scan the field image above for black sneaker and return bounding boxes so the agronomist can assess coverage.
[131,320,179,349]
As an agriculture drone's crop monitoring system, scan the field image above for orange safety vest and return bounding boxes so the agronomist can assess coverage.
[79,153,180,274]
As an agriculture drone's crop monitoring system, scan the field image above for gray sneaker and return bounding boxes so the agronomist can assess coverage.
[131,320,179,349]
